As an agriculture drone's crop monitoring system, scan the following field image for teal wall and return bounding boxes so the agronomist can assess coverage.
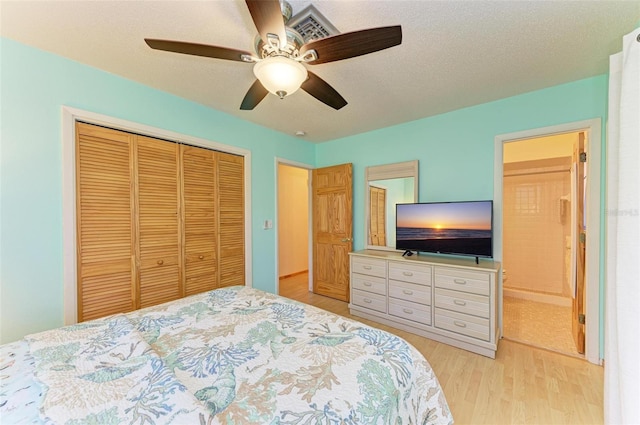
[316,75,607,250]
[1,38,609,357]
[0,38,315,344]
[315,76,608,358]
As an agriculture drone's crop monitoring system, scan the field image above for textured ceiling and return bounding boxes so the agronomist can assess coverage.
[2,0,639,142]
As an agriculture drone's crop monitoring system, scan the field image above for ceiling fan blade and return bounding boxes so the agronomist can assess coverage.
[301,71,347,110]
[300,26,402,65]
[240,79,269,110]
[145,39,252,62]
[245,0,287,50]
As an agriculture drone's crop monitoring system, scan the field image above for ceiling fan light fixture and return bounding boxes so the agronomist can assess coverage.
[253,56,308,99]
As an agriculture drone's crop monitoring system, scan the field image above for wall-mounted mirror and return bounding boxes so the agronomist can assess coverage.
[365,160,418,251]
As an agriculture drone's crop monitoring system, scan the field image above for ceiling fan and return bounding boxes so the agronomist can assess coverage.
[145,0,402,110]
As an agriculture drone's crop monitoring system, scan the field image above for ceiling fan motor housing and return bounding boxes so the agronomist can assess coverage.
[254,27,305,60]
[253,1,312,61]
[280,1,293,23]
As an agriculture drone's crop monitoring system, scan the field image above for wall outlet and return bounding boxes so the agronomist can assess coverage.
[264,219,273,230]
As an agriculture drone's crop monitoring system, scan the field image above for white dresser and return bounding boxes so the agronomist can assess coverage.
[349,250,501,358]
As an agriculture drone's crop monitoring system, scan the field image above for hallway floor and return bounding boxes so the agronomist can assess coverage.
[503,296,581,358]
[278,272,310,299]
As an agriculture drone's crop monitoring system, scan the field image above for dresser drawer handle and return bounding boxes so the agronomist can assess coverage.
[453,279,467,285]
[453,321,467,328]
[403,271,413,276]
[363,265,372,270]
[199,255,204,260]
[363,298,372,304]
[363,282,373,287]
[403,308,413,314]
[453,299,467,306]
[403,289,413,295]
[157,260,164,265]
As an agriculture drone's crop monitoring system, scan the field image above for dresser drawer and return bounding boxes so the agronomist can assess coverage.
[388,261,432,285]
[351,257,386,278]
[434,308,490,341]
[435,288,489,318]
[352,273,386,296]
[389,298,431,326]
[389,279,431,305]
[434,267,490,296]
[352,289,386,313]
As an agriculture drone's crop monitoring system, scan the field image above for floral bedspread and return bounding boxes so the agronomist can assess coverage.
[16,286,453,424]
[0,340,43,424]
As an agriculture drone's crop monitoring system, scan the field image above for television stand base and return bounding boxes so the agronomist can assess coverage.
[402,250,414,257]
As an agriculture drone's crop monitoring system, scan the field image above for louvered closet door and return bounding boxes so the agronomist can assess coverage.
[136,136,182,308]
[217,151,245,287]
[181,145,218,296]
[76,123,135,321]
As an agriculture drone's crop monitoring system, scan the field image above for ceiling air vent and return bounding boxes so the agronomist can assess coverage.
[288,5,340,42]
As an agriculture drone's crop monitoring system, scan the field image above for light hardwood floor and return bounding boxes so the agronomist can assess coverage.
[279,273,603,425]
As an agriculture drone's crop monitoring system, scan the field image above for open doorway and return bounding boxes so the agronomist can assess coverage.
[494,119,601,365]
[276,162,311,298]
[501,132,581,357]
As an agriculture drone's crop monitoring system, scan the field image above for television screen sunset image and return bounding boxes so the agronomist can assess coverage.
[396,201,493,257]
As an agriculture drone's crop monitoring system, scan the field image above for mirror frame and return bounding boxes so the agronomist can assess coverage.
[365,160,419,251]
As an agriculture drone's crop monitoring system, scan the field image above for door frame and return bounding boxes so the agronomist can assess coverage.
[61,106,253,325]
[274,158,313,294]
[494,118,601,365]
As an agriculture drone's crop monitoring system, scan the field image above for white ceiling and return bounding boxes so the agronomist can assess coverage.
[2,1,639,142]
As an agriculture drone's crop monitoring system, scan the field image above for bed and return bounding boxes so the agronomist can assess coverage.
[1,286,453,424]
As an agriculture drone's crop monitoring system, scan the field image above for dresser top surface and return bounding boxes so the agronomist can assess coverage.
[350,250,501,272]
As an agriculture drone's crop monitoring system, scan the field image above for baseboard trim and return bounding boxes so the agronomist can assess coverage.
[504,287,571,307]
[279,270,309,280]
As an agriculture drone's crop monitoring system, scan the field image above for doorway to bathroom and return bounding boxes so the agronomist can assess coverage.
[501,132,584,357]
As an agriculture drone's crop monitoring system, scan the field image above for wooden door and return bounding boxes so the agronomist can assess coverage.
[76,123,136,321]
[572,132,586,354]
[217,151,245,288]
[182,145,218,295]
[369,185,387,246]
[312,163,353,301]
[136,136,182,308]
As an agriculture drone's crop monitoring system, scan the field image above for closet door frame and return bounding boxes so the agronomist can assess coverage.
[62,106,252,325]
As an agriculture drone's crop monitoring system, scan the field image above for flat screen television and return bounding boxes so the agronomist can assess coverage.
[396,200,493,259]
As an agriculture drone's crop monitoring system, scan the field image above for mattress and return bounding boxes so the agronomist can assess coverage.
[0,286,453,424]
